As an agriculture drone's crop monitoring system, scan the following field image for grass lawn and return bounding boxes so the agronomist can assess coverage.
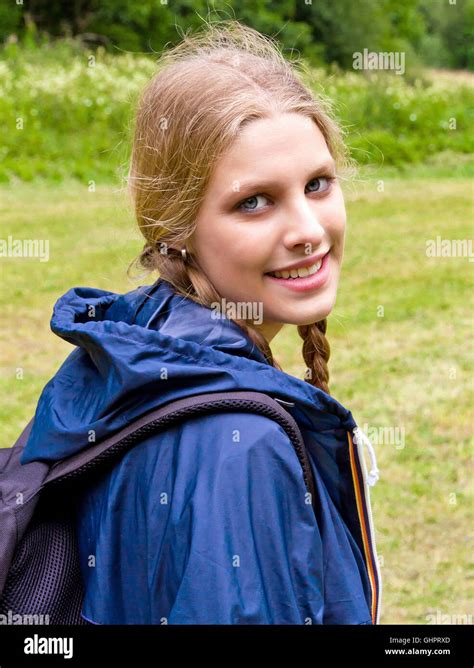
[0,168,472,624]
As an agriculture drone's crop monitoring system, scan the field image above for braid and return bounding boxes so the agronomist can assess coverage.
[297,321,331,395]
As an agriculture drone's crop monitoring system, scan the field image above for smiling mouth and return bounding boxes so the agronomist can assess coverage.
[264,252,328,279]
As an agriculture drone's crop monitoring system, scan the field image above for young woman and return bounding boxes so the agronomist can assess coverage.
[19,21,382,624]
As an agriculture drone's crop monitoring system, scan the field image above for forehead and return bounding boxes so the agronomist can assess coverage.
[208,113,332,188]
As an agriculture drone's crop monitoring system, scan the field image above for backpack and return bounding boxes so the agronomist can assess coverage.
[0,390,315,625]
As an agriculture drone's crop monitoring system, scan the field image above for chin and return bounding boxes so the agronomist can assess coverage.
[287,293,336,326]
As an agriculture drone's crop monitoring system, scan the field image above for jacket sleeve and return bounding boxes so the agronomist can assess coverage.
[161,411,325,624]
[75,410,326,624]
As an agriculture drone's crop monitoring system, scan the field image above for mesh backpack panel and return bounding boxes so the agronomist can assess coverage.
[0,489,89,624]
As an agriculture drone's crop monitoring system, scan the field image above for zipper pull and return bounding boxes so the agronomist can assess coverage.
[353,427,380,487]
[273,397,295,408]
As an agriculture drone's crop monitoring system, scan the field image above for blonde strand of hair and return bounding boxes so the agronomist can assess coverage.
[297,321,331,395]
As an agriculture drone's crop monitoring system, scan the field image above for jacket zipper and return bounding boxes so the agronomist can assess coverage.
[347,428,382,625]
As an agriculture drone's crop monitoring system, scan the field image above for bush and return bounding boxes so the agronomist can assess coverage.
[0,40,472,183]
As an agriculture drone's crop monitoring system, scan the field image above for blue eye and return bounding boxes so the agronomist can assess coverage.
[236,176,334,214]
[239,194,269,212]
[306,177,331,193]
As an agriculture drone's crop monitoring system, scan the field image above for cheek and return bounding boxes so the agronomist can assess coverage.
[190,218,227,264]
[324,192,346,240]
[192,216,267,273]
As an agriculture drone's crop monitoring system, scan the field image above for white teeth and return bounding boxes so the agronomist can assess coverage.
[269,259,322,279]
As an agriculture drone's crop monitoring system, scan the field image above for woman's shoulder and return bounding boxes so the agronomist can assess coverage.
[154,408,300,466]
[73,408,313,563]
[122,408,303,481]
[76,409,307,514]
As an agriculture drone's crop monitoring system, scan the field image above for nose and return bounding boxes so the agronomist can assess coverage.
[281,195,326,253]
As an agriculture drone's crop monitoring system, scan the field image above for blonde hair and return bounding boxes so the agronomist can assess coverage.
[127,20,350,395]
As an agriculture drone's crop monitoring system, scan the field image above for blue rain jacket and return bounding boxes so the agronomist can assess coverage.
[20,277,381,625]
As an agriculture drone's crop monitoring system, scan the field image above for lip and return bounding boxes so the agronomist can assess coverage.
[264,250,331,293]
[266,250,330,274]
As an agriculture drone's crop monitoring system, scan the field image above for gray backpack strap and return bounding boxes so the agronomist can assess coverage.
[44,391,315,503]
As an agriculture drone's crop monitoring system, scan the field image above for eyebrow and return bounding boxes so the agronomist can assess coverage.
[228,158,337,199]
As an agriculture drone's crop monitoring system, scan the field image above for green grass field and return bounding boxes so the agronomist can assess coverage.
[0,167,472,624]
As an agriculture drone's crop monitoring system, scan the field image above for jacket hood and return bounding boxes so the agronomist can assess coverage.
[20,277,357,465]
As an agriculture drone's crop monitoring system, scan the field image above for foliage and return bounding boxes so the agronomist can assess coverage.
[0,0,473,70]
[0,41,472,183]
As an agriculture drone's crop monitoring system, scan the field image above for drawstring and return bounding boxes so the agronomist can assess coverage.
[353,426,380,487]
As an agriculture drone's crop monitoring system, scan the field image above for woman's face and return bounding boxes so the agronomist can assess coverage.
[189,112,347,342]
